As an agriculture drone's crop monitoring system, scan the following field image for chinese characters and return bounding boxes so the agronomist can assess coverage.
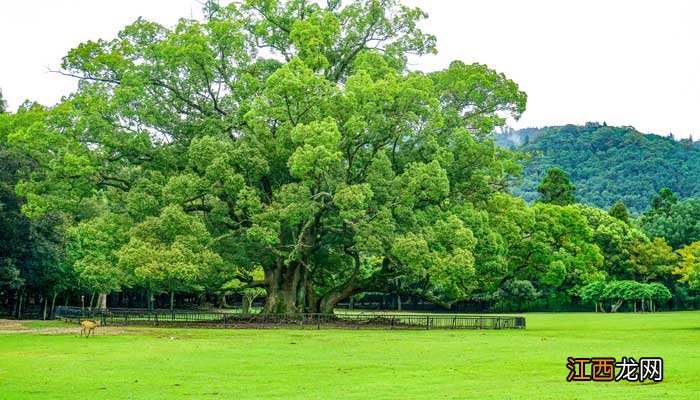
[566,357,663,382]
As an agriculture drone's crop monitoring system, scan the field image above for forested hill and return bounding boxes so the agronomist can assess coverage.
[496,123,700,215]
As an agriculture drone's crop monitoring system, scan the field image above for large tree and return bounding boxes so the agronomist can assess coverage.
[11,0,527,313]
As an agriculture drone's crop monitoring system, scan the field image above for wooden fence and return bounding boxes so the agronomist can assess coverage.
[55,306,525,330]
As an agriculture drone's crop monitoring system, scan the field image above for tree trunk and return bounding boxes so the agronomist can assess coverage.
[318,278,364,314]
[634,301,637,313]
[397,295,402,311]
[97,293,108,310]
[42,296,48,320]
[349,297,354,310]
[147,289,153,310]
[242,295,250,316]
[262,254,369,315]
[88,292,96,311]
[50,292,58,319]
[262,260,304,314]
[170,290,175,311]
[610,299,623,313]
[17,291,25,319]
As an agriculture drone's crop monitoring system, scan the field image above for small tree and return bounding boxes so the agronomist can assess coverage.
[118,205,222,310]
[675,241,700,289]
[67,214,129,309]
[580,281,607,312]
[221,266,265,315]
[536,168,576,205]
[608,200,630,225]
[650,188,678,215]
[240,288,266,316]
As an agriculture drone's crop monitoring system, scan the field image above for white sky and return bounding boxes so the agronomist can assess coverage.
[1,0,699,137]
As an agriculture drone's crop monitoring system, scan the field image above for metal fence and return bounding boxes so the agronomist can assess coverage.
[55,306,525,330]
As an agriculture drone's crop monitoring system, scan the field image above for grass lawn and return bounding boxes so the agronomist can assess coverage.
[1,312,699,399]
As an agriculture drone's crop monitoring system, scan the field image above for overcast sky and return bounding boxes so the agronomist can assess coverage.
[2,0,699,137]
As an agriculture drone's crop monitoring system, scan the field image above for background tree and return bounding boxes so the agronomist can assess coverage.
[118,206,222,310]
[66,213,130,309]
[497,203,604,307]
[536,167,575,205]
[580,281,607,312]
[638,196,700,249]
[1,103,69,318]
[608,199,630,225]
[675,242,700,289]
[630,237,677,283]
[494,279,539,312]
[650,188,679,215]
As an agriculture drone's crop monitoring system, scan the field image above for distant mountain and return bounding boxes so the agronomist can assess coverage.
[497,123,700,215]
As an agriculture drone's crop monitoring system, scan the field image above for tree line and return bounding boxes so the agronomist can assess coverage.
[1,0,699,317]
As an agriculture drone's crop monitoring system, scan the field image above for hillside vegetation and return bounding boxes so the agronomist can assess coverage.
[497,123,700,214]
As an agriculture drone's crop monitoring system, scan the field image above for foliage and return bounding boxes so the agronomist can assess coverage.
[536,167,575,205]
[594,280,673,312]
[1,3,699,314]
[675,241,700,289]
[498,123,700,214]
[118,206,223,302]
[608,199,630,225]
[0,105,69,313]
[66,213,129,295]
[637,192,700,249]
[579,281,606,309]
[495,279,539,311]
[8,0,527,313]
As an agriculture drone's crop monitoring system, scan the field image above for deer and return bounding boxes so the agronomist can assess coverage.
[80,320,101,338]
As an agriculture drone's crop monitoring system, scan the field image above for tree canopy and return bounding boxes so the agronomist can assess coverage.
[7,0,530,313]
[536,167,575,206]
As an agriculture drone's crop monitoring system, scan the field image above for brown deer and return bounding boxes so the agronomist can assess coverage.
[80,320,100,337]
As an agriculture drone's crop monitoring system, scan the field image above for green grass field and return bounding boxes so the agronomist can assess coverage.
[1,312,699,399]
